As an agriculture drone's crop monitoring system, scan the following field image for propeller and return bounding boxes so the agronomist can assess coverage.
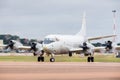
[82,42,89,51]
[81,42,90,56]
[5,40,15,50]
[30,42,37,51]
[105,40,113,53]
[29,42,38,56]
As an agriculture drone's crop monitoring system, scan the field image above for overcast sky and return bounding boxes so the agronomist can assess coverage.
[0,0,120,42]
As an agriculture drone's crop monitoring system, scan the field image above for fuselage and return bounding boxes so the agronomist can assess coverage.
[42,34,86,54]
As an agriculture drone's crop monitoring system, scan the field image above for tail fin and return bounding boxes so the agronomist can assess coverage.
[76,12,86,37]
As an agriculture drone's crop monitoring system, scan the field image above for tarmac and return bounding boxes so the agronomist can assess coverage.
[0,62,120,80]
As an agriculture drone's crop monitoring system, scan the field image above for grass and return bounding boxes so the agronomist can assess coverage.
[0,54,120,62]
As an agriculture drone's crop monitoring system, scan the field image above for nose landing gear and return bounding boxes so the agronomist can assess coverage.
[50,58,55,62]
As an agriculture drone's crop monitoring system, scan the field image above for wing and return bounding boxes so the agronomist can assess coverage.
[69,47,105,53]
[17,46,31,50]
[70,48,83,52]
[115,45,120,50]
[0,44,7,47]
[88,35,116,41]
[93,46,105,52]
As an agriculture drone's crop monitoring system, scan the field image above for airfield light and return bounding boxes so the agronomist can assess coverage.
[112,10,116,42]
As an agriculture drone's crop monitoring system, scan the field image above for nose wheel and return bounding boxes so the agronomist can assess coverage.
[50,58,55,62]
[69,52,72,57]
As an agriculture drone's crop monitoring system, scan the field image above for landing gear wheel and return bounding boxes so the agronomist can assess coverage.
[33,53,37,56]
[38,56,44,62]
[87,57,91,62]
[38,56,41,62]
[50,58,55,62]
[91,57,94,62]
[87,57,94,62]
[69,52,72,57]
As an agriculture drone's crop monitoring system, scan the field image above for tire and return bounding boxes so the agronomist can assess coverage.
[87,57,91,62]
[38,56,44,62]
[41,57,44,62]
[69,52,72,57]
[90,57,94,62]
[33,53,37,56]
[38,56,41,62]
[50,58,55,62]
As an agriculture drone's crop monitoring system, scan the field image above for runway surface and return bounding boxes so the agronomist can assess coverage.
[0,62,120,80]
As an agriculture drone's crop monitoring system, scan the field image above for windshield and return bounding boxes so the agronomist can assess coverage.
[43,38,55,44]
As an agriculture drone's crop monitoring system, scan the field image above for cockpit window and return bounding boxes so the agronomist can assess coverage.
[43,38,55,44]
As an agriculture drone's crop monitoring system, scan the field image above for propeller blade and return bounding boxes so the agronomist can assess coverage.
[5,40,14,50]
[30,42,37,51]
[105,40,113,53]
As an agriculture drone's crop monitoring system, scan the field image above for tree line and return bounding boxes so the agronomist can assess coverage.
[0,34,120,46]
[0,34,42,46]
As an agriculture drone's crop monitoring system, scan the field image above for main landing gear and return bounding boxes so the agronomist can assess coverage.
[37,50,45,62]
[38,56,44,62]
[69,51,72,57]
[81,42,94,62]
[87,56,94,62]
[84,52,94,62]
